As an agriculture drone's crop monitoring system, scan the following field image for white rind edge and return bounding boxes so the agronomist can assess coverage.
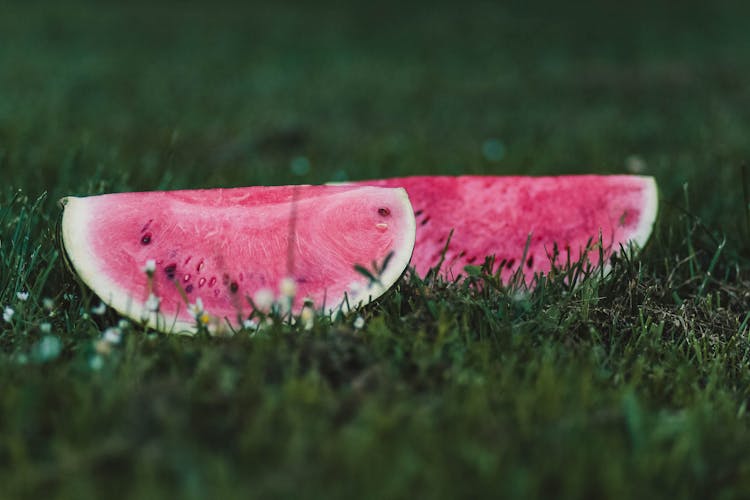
[628,175,659,251]
[61,188,417,334]
[335,187,416,314]
[61,196,197,334]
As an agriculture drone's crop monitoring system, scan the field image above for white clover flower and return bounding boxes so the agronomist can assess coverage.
[242,318,258,331]
[143,259,156,275]
[103,327,122,344]
[40,322,52,334]
[42,298,54,310]
[3,306,15,323]
[91,302,107,315]
[253,288,274,310]
[353,316,365,329]
[279,277,297,298]
[16,291,29,302]
[145,293,160,312]
[300,306,314,330]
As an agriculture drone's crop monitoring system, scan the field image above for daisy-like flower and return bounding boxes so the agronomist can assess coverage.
[242,318,258,331]
[145,293,160,312]
[91,302,107,315]
[142,259,156,275]
[197,311,211,326]
[353,316,365,330]
[253,288,274,311]
[16,291,29,302]
[187,297,205,318]
[187,298,211,325]
[3,306,15,323]
[279,277,297,299]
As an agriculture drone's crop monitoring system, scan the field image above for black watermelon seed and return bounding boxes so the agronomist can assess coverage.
[141,233,152,245]
[185,284,194,293]
[164,263,177,280]
[230,281,239,293]
[378,207,391,216]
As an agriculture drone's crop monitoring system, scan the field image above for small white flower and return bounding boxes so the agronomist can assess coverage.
[188,297,205,318]
[91,302,107,315]
[353,316,365,329]
[143,259,156,275]
[40,322,52,334]
[242,318,258,331]
[16,291,29,302]
[37,335,62,361]
[89,354,104,371]
[103,327,122,344]
[300,306,314,330]
[3,306,15,323]
[43,298,54,310]
[188,298,212,325]
[279,277,297,298]
[253,288,274,310]
[118,319,130,330]
[145,293,160,312]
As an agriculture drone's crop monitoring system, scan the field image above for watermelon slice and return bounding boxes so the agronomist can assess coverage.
[60,185,416,334]
[349,175,658,282]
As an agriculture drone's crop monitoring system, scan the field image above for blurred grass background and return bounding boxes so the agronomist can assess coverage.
[3,0,750,498]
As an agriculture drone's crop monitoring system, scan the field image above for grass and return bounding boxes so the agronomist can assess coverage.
[2,0,750,498]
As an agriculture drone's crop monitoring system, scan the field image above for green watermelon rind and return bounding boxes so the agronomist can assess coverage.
[60,187,416,334]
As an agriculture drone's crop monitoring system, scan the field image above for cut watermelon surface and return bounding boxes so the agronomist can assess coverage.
[61,185,416,334]
[351,175,658,282]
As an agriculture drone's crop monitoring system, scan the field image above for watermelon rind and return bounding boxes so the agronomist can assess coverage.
[60,186,416,334]
[628,175,659,251]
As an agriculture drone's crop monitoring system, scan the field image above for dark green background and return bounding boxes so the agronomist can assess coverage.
[2,1,750,498]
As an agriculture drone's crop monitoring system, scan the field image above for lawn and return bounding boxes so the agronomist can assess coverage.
[2,1,750,498]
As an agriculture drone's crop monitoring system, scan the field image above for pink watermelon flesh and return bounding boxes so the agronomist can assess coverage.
[61,185,416,334]
[351,175,658,282]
